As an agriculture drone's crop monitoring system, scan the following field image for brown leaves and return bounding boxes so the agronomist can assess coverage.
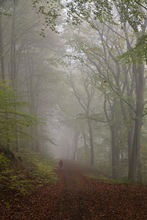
[1,161,147,220]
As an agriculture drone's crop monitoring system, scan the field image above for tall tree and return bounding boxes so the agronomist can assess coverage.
[63,0,146,181]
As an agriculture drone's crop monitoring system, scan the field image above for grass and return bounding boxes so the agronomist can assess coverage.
[85,174,133,185]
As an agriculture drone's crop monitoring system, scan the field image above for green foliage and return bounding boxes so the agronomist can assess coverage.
[0,154,11,185]
[0,81,38,147]
[32,0,146,64]
[0,152,32,195]
[9,176,33,195]
[0,153,10,169]
[0,148,57,197]
[115,0,145,31]
[20,148,57,184]
[66,0,146,66]
[86,174,132,185]
[0,80,51,195]
[118,34,147,64]
[32,0,63,34]
[66,0,113,24]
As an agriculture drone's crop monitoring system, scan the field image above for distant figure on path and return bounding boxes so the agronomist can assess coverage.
[59,159,63,171]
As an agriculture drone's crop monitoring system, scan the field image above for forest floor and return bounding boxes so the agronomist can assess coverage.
[0,160,147,220]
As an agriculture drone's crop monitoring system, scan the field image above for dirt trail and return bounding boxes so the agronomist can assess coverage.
[1,160,147,220]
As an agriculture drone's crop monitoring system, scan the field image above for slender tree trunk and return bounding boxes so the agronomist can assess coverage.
[127,127,133,163]
[87,117,94,167]
[0,16,5,80]
[111,127,119,179]
[10,0,19,151]
[10,1,16,85]
[104,97,120,179]
[128,63,144,182]
[82,130,89,164]
[72,128,80,161]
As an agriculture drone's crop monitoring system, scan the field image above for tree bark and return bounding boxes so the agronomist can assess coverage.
[87,117,94,167]
[10,0,19,151]
[0,16,5,80]
[128,63,144,182]
[111,127,119,179]
[72,128,80,161]
[10,1,17,86]
[82,129,89,164]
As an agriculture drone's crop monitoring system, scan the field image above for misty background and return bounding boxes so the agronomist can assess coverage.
[0,0,147,183]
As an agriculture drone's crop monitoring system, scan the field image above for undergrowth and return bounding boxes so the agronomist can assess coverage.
[0,148,57,199]
[20,148,57,185]
[86,174,132,185]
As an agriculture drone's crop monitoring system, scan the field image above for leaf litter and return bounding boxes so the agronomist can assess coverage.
[0,161,147,220]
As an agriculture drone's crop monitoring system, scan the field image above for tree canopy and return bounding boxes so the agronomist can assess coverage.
[32,0,147,63]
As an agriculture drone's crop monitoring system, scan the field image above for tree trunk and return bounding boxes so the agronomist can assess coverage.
[104,96,120,179]
[111,127,119,179]
[10,1,17,85]
[0,16,5,80]
[127,127,134,165]
[72,128,80,161]
[87,117,94,167]
[128,63,144,182]
[82,130,89,164]
[10,0,19,151]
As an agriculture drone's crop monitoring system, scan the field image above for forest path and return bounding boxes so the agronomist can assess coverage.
[1,160,147,220]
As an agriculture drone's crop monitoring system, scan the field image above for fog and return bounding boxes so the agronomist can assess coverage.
[0,0,147,183]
